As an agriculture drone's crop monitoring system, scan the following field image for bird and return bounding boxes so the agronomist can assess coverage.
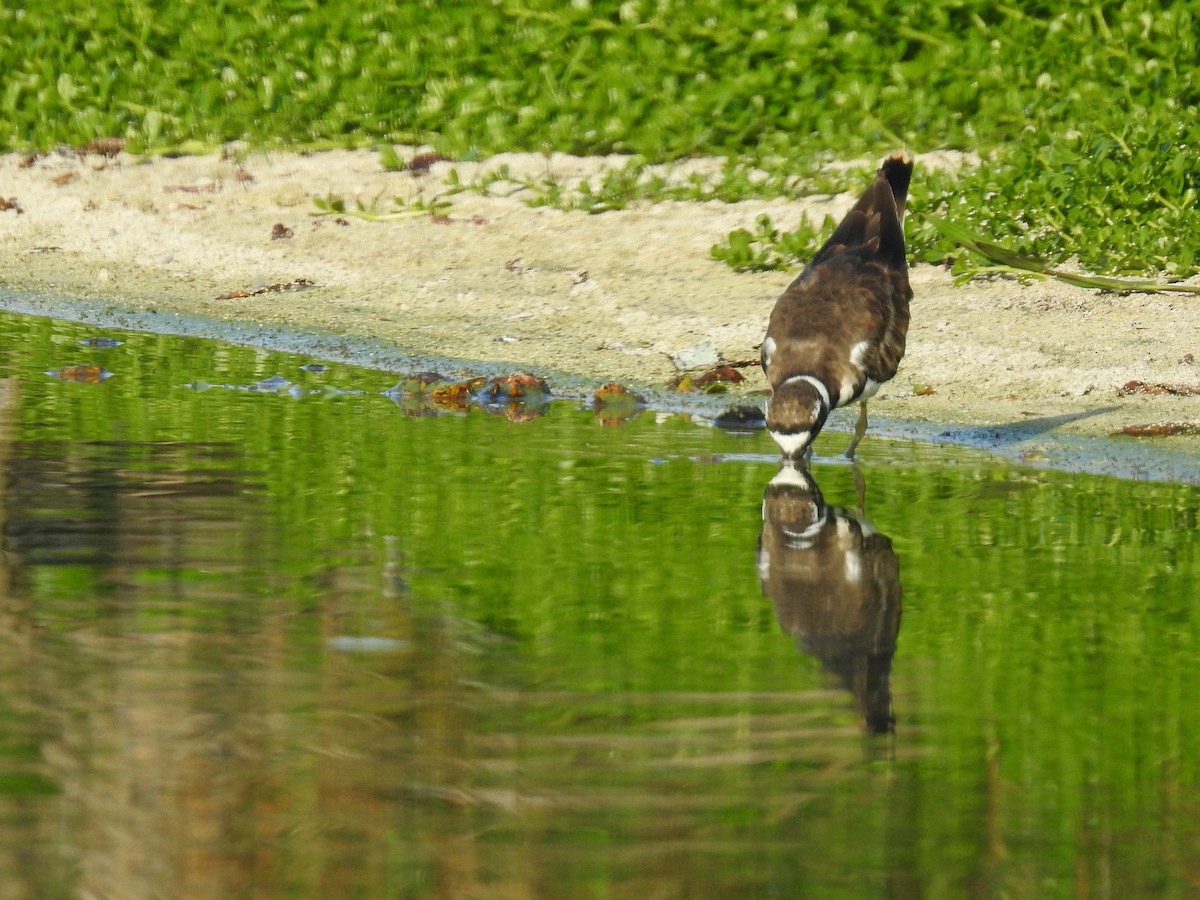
[761,150,913,460]
[757,463,902,734]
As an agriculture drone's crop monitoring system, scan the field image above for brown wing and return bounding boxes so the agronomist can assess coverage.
[762,152,913,403]
[764,251,911,400]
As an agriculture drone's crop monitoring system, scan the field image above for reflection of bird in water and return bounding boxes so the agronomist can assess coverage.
[761,151,913,460]
[757,464,901,734]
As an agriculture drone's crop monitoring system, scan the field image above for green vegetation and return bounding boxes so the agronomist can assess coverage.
[710,211,833,272]
[311,188,452,221]
[915,118,1200,281]
[709,110,1200,282]
[440,155,841,211]
[0,1,1196,279]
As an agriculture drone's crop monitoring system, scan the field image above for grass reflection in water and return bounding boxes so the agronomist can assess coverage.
[0,309,1197,896]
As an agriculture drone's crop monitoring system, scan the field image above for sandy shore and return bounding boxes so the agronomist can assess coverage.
[2,147,1198,462]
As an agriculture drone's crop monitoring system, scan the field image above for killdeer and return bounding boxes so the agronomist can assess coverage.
[757,464,901,734]
[762,151,913,459]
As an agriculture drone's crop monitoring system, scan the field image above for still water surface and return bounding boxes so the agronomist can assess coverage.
[0,309,1198,897]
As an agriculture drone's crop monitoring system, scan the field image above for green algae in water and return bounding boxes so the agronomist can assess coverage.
[0,309,1197,896]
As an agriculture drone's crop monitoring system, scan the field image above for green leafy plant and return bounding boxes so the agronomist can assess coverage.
[710,214,831,272]
[928,217,1200,294]
[713,114,1200,284]
[1,1,1194,163]
[910,116,1200,282]
[376,144,405,173]
[312,190,452,222]
[449,157,842,216]
[7,0,1196,285]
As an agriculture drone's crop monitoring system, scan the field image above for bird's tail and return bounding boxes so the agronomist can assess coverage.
[880,150,913,219]
[808,150,913,271]
[870,150,912,272]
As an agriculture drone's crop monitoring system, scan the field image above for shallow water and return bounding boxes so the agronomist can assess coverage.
[0,309,1198,897]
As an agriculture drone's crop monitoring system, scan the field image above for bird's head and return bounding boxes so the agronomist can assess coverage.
[766,376,830,460]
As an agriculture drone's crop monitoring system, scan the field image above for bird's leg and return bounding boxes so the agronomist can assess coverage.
[852,460,867,513]
[844,401,869,459]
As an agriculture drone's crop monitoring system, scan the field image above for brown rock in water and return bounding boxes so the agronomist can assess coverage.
[713,405,766,432]
[479,372,551,402]
[593,382,646,425]
[431,376,488,412]
[46,364,114,384]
